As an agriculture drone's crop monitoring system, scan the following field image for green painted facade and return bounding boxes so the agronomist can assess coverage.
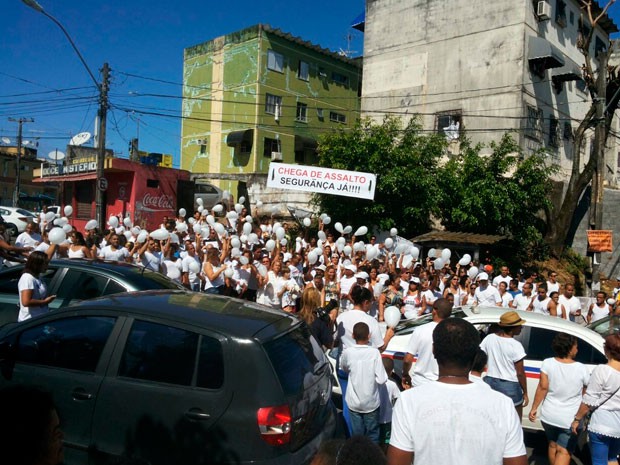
[181,24,361,186]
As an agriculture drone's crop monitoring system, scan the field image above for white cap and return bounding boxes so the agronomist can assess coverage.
[355,271,369,281]
[345,264,357,273]
[477,272,489,281]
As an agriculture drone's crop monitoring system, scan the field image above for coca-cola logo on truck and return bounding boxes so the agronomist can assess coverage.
[141,193,174,210]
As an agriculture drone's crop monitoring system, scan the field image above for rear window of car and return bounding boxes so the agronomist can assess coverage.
[122,268,186,290]
[263,325,326,396]
[16,209,35,217]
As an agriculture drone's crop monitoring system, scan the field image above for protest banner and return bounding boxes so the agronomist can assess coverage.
[587,230,613,253]
[267,162,376,200]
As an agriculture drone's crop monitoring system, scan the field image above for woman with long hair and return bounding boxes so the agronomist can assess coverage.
[402,278,423,320]
[68,231,92,259]
[323,265,340,307]
[529,333,589,465]
[378,272,403,322]
[18,251,56,322]
[299,287,333,349]
[203,240,230,295]
[572,333,620,465]
[443,274,466,307]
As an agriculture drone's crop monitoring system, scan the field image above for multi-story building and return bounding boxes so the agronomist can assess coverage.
[181,24,361,207]
[0,145,57,209]
[360,0,618,180]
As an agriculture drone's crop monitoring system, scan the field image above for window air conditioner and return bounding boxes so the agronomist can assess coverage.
[537,1,551,20]
[271,151,283,161]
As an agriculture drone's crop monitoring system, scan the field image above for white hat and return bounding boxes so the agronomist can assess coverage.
[477,272,489,281]
[409,276,421,284]
[345,264,357,273]
[315,264,327,272]
[355,271,369,281]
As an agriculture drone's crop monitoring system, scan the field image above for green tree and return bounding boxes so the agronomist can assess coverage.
[437,134,556,259]
[313,116,446,236]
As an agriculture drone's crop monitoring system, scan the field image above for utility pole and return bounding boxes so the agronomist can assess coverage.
[589,51,608,295]
[95,62,110,229]
[8,117,34,207]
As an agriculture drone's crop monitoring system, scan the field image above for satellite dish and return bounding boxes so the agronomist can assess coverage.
[1,137,10,145]
[69,132,92,146]
[48,150,65,161]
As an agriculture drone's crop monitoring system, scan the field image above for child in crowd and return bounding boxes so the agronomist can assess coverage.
[378,357,401,452]
[469,348,491,388]
[340,322,388,443]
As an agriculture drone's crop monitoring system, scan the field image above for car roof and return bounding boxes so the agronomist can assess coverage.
[394,306,604,349]
[60,289,299,340]
[1,258,164,277]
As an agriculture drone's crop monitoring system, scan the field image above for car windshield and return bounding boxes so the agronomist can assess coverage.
[589,316,620,336]
[123,268,186,290]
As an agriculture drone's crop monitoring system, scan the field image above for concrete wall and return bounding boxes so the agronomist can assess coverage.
[361,0,615,179]
[572,187,620,281]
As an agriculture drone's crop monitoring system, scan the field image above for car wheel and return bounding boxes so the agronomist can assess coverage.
[5,224,17,237]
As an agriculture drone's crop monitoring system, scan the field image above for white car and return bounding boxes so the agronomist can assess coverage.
[329,306,605,431]
[0,206,37,236]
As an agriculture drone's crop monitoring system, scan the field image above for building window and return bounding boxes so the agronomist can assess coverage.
[317,108,324,121]
[265,94,282,115]
[595,36,607,58]
[563,121,573,140]
[548,115,560,148]
[332,71,349,86]
[267,50,284,73]
[569,10,574,25]
[298,61,309,81]
[318,67,328,78]
[576,79,587,93]
[263,138,280,157]
[329,111,346,123]
[76,182,94,219]
[436,112,462,140]
[556,0,567,27]
[146,179,159,188]
[296,103,308,122]
[526,106,544,141]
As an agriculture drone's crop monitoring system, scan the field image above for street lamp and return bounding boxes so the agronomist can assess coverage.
[21,0,108,229]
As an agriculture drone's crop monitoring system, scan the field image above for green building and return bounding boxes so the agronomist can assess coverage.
[181,24,361,200]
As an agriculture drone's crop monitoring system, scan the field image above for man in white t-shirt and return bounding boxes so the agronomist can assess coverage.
[558,283,583,323]
[492,266,512,288]
[511,282,534,311]
[401,298,453,387]
[546,271,560,294]
[474,272,502,307]
[339,264,357,311]
[388,318,526,465]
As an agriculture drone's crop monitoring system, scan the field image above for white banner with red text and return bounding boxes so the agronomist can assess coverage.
[267,162,376,200]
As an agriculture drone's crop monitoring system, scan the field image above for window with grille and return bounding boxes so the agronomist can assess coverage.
[526,106,544,141]
[265,94,282,115]
[329,111,346,123]
[296,103,308,122]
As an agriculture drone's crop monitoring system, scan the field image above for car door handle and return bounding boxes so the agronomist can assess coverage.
[72,388,93,401]
[185,408,211,421]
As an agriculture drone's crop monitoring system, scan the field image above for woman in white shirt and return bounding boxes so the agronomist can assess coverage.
[529,333,590,465]
[18,251,56,321]
[572,334,620,465]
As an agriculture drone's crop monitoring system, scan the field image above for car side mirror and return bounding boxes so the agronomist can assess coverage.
[0,341,15,380]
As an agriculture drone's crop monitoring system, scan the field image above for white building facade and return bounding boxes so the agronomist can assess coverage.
[361,0,618,183]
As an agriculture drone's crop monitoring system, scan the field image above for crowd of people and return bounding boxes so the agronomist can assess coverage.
[5,205,620,465]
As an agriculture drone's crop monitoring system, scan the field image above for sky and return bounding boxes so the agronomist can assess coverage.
[0,0,365,167]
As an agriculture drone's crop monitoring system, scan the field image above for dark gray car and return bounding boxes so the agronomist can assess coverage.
[0,290,336,465]
[0,259,185,326]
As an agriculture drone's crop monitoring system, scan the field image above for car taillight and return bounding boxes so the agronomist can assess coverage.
[17,217,28,222]
[257,405,292,446]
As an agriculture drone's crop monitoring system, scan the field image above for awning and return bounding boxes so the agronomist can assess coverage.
[552,59,583,82]
[33,172,97,183]
[528,37,565,70]
[294,135,318,151]
[226,129,253,146]
[351,11,365,32]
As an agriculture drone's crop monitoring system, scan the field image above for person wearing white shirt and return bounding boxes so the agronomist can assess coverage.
[340,322,388,443]
[558,284,583,324]
[473,272,502,307]
[528,333,589,465]
[401,298,453,387]
[529,286,551,315]
[492,266,512,288]
[498,282,514,308]
[546,272,560,294]
[98,234,130,262]
[388,318,526,465]
[511,282,534,310]
[15,222,41,249]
